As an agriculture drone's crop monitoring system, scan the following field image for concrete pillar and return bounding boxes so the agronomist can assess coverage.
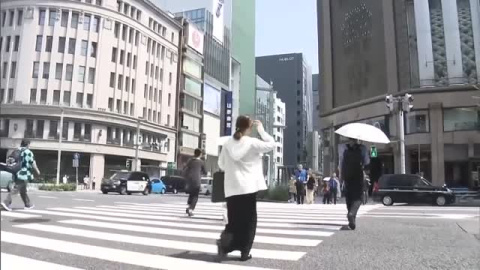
[414,0,436,86]
[405,148,412,174]
[441,0,464,83]
[471,0,480,80]
[89,154,105,190]
[429,103,445,186]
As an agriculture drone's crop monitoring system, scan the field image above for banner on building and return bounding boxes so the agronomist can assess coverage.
[212,0,225,44]
[224,91,233,135]
[187,24,204,55]
[204,83,221,115]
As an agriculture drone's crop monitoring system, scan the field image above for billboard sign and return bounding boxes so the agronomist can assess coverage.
[224,91,233,135]
[187,24,204,55]
[212,0,225,44]
[204,83,221,115]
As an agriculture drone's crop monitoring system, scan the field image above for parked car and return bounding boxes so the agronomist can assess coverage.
[200,177,213,195]
[101,171,151,195]
[161,175,186,194]
[0,170,13,191]
[150,178,167,194]
[373,174,455,206]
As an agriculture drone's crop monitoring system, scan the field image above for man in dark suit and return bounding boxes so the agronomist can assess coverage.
[184,148,207,217]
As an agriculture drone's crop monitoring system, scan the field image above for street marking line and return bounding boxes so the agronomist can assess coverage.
[87,206,349,222]
[1,232,276,270]
[74,207,333,237]
[372,207,480,212]
[38,196,57,199]
[23,209,343,230]
[73,199,95,202]
[15,223,306,261]
[1,253,82,270]
[1,211,41,219]
[60,219,322,246]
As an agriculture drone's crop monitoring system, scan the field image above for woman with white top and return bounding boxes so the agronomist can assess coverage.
[216,116,276,262]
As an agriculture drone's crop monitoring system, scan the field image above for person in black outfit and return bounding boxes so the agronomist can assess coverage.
[340,139,370,230]
[183,148,207,217]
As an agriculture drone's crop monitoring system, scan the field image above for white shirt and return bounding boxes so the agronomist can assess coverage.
[218,129,276,198]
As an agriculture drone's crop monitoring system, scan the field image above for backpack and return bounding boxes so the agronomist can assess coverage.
[329,178,338,189]
[6,148,23,173]
[341,144,364,183]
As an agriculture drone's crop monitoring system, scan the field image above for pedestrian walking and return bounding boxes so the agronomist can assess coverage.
[1,140,39,211]
[306,173,316,204]
[92,177,96,190]
[183,148,207,217]
[217,116,276,262]
[329,173,339,205]
[288,176,297,203]
[83,175,90,190]
[63,174,68,184]
[294,164,307,204]
[322,180,330,204]
[339,139,370,230]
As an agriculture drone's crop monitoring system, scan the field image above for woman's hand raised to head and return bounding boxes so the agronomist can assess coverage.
[253,120,265,133]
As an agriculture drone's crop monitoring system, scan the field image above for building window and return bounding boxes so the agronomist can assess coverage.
[145,61,149,75]
[129,28,134,43]
[53,90,60,105]
[71,12,79,29]
[83,14,91,31]
[5,36,10,52]
[406,111,430,134]
[36,120,45,138]
[168,93,171,107]
[119,50,124,65]
[0,37,3,52]
[184,77,201,96]
[78,66,86,82]
[58,37,66,53]
[45,36,53,52]
[135,31,139,46]
[61,11,68,27]
[111,47,117,62]
[32,62,39,78]
[127,53,131,67]
[13,35,19,51]
[25,119,34,138]
[2,62,6,78]
[39,9,46,25]
[35,35,42,52]
[444,107,479,131]
[17,10,23,26]
[30,88,37,104]
[81,40,88,56]
[68,38,76,54]
[122,25,127,41]
[42,62,50,79]
[54,63,62,80]
[48,9,56,26]
[109,72,115,87]
[8,10,14,27]
[125,76,130,92]
[85,123,92,141]
[40,89,47,104]
[149,86,152,100]
[130,103,134,116]
[118,75,123,90]
[90,42,97,58]
[133,55,137,69]
[74,123,81,140]
[167,115,171,126]
[7,88,13,103]
[108,98,113,111]
[66,64,73,81]
[63,91,71,106]
[49,120,58,139]
[9,62,16,78]
[148,109,152,121]
[114,22,120,38]
[88,67,95,84]
[92,16,100,32]
[123,101,128,114]
[131,79,136,93]
[76,93,83,107]
[86,94,93,108]
[169,72,172,85]
[116,99,121,113]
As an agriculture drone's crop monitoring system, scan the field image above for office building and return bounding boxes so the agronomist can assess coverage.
[0,0,181,183]
[312,73,321,132]
[256,53,313,167]
[318,0,480,188]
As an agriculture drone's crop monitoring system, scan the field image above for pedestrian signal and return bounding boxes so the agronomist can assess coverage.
[370,146,378,158]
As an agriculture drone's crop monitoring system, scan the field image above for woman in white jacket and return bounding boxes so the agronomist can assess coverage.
[216,116,276,262]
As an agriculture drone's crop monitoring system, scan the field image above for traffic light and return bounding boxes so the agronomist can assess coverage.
[370,146,378,158]
[402,93,414,112]
[385,95,394,112]
[126,159,132,170]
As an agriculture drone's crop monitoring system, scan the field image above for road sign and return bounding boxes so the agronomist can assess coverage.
[73,159,79,168]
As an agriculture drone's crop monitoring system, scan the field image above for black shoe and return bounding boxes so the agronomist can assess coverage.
[347,214,356,230]
[216,240,227,262]
[240,253,252,262]
[187,208,194,217]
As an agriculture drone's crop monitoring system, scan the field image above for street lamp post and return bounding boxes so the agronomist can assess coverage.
[386,93,414,174]
[134,118,141,171]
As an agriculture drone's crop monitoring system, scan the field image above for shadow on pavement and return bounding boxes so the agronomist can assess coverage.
[11,218,51,223]
[170,251,233,263]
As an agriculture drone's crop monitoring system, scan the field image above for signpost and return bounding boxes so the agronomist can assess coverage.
[73,153,80,190]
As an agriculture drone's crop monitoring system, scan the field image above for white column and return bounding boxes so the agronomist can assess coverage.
[414,0,436,86]
[89,154,104,190]
[470,0,480,80]
[442,0,464,84]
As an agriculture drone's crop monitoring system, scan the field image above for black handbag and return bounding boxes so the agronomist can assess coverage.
[211,171,226,203]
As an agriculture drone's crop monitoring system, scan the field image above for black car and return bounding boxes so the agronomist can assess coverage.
[101,171,151,195]
[161,175,186,194]
[373,174,455,206]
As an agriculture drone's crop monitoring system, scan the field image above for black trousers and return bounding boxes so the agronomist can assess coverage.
[187,187,200,210]
[330,188,338,205]
[4,180,31,207]
[345,191,362,219]
[219,192,257,255]
[295,183,305,204]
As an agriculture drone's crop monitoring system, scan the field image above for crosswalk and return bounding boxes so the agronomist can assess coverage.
[1,201,381,269]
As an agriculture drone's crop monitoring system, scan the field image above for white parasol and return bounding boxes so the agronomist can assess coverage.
[335,123,390,144]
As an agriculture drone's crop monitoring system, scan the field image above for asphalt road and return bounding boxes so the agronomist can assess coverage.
[1,190,479,270]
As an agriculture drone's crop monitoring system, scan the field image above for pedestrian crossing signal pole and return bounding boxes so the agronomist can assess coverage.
[386,94,414,174]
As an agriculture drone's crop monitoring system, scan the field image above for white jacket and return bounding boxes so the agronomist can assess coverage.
[218,129,276,198]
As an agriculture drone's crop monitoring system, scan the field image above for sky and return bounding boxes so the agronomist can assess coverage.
[255,0,319,74]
